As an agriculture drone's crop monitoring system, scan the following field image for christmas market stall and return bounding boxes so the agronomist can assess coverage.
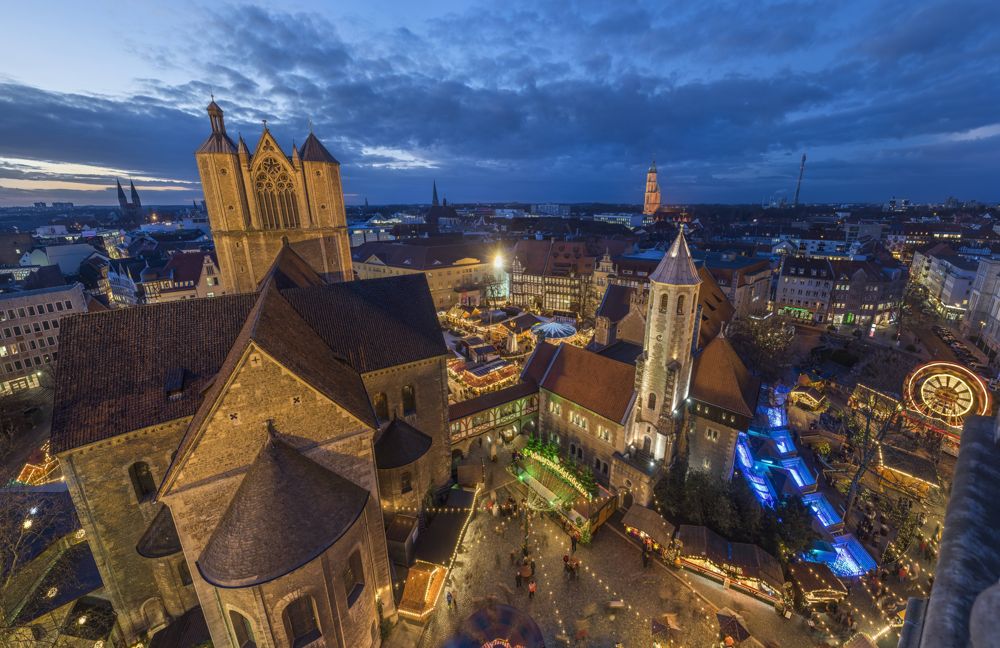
[787,562,847,606]
[873,443,939,500]
[622,504,675,559]
[676,525,786,606]
[398,560,447,622]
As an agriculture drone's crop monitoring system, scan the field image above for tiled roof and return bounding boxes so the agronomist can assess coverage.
[282,274,447,374]
[299,132,339,164]
[374,419,433,469]
[690,335,759,418]
[520,341,559,385]
[448,381,538,421]
[540,343,636,423]
[595,340,643,365]
[696,266,734,348]
[197,434,369,588]
[596,284,632,322]
[136,505,182,558]
[649,231,699,285]
[352,239,493,270]
[51,270,445,454]
[512,239,597,276]
[162,251,214,284]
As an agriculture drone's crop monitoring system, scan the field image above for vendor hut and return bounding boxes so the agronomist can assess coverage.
[788,562,848,606]
[676,525,730,581]
[398,561,447,622]
[622,504,675,558]
[727,542,785,603]
[875,443,939,500]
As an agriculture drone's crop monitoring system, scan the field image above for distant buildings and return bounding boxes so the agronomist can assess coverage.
[352,239,504,310]
[531,203,571,217]
[910,246,977,321]
[775,256,904,327]
[0,283,88,395]
[140,251,224,303]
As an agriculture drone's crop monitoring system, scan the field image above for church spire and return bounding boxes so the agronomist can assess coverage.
[644,158,661,216]
[207,99,226,134]
[129,180,141,209]
[649,229,699,285]
[116,179,128,209]
[432,180,440,207]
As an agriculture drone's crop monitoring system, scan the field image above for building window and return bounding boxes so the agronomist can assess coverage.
[597,426,611,443]
[178,560,193,586]
[342,550,366,607]
[706,428,720,442]
[129,462,156,503]
[676,294,686,315]
[254,157,301,229]
[658,294,669,313]
[647,393,656,410]
[230,610,256,648]
[602,461,609,476]
[401,471,412,494]
[373,392,389,421]
[402,385,416,415]
[283,597,320,648]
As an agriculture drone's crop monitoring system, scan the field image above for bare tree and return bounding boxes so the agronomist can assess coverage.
[840,387,902,521]
[727,314,795,382]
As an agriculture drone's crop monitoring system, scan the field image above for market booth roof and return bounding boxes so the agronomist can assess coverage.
[622,504,675,548]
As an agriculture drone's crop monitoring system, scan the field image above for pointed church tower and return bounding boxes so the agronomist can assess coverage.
[432,180,440,207]
[129,180,142,209]
[643,160,661,216]
[627,229,700,463]
[116,179,128,211]
[195,99,352,293]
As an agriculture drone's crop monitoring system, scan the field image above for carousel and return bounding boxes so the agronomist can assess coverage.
[443,603,545,648]
[902,361,992,454]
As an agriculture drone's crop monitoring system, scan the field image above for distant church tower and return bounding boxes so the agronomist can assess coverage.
[643,160,661,216]
[627,229,700,463]
[195,100,352,293]
[117,178,143,225]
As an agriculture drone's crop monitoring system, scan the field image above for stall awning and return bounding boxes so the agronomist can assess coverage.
[622,504,675,548]
[729,542,784,591]
[788,562,847,599]
[678,524,729,566]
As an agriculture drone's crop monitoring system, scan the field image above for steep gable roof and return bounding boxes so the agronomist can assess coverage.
[596,284,633,322]
[690,335,759,418]
[257,243,326,291]
[540,344,636,423]
[299,132,339,164]
[197,434,369,588]
[696,266,735,348]
[373,419,433,469]
[159,279,375,495]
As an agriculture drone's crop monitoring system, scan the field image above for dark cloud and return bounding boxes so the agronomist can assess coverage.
[0,0,998,205]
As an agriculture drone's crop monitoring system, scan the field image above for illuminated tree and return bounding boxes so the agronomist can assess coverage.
[727,315,795,382]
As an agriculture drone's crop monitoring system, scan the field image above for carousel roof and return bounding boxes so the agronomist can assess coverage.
[444,603,546,648]
[530,321,576,339]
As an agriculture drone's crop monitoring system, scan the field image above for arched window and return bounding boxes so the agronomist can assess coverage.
[676,294,686,315]
[342,550,366,607]
[647,393,656,410]
[402,385,416,415]
[129,462,156,503]
[642,435,652,454]
[283,597,320,648]
[229,610,256,648]
[372,392,389,421]
[254,157,300,230]
[400,472,412,494]
[658,294,669,313]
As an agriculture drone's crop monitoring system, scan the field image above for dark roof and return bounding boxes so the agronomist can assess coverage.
[879,444,938,484]
[729,542,784,590]
[788,562,846,596]
[596,284,633,322]
[521,341,559,385]
[14,542,103,625]
[448,382,538,421]
[678,524,729,565]
[282,274,447,374]
[52,273,444,454]
[622,504,675,548]
[22,264,66,290]
[540,344,636,423]
[136,505,182,558]
[690,335,759,418]
[196,132,237,154]
[50,293,258,453]
[197,435,369,588]
[260,243,326,291]
[162,251,213,284]
[596,340,643,365]
[512,239,596,276]
[696,266,735,348]
[149,605,211,648]
[374,419,434,469]
[352,239,493,270]
[299,132,339,164]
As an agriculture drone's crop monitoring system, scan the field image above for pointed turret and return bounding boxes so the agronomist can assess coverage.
[197,99,237,154]
[649,229,699,285]
[237,135,250,166]
[291,142,301,168]
[432,180,440,207]
[129,180,141,209]
[299,132,339,164]
[116,179,128,209]
[207,99,225,134]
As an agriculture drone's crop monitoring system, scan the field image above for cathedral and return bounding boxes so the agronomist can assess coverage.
[49,103,450,647]
[196,100,353,293]
[116,178,143,226]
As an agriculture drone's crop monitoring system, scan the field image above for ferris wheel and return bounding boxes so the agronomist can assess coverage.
[903,361,991,430]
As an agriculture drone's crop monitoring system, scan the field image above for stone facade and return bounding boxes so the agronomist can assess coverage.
[60,420,198,638]
[687,408,741,479]
[162,346,394,648]
[538,390,626,486]
[195,102,352,293]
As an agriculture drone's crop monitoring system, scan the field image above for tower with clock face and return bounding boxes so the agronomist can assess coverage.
[627,230,701,462]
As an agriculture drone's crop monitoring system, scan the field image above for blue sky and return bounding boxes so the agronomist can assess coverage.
[0,0,998,206]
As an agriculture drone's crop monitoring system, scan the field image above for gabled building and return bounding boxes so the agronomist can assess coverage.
[140,251,224,303]
[51,245,451,646]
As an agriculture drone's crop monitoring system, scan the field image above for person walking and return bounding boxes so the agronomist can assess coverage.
[510,549,518,565]
[642,547,650,568]
[446,591,454,610]
[528,579,537,600]
[530,559,536,576]
[571,533,578,553]
[516,570,522,588]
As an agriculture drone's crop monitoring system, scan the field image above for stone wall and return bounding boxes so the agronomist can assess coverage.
[687,414,739,480]
[538,390,624,485]
[59,420,198,641]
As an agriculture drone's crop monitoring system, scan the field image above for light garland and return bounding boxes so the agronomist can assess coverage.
[521,448,593,500]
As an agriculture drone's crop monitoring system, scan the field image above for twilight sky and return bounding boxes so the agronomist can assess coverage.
[1,0,998,206]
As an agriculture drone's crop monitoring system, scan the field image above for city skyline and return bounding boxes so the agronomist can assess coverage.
[1,0,999,206]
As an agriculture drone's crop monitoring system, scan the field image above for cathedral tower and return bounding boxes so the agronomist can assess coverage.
[627,229,700,462]
[643,160,661,216]
[116,178,144,225]
[195,100,352,293]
